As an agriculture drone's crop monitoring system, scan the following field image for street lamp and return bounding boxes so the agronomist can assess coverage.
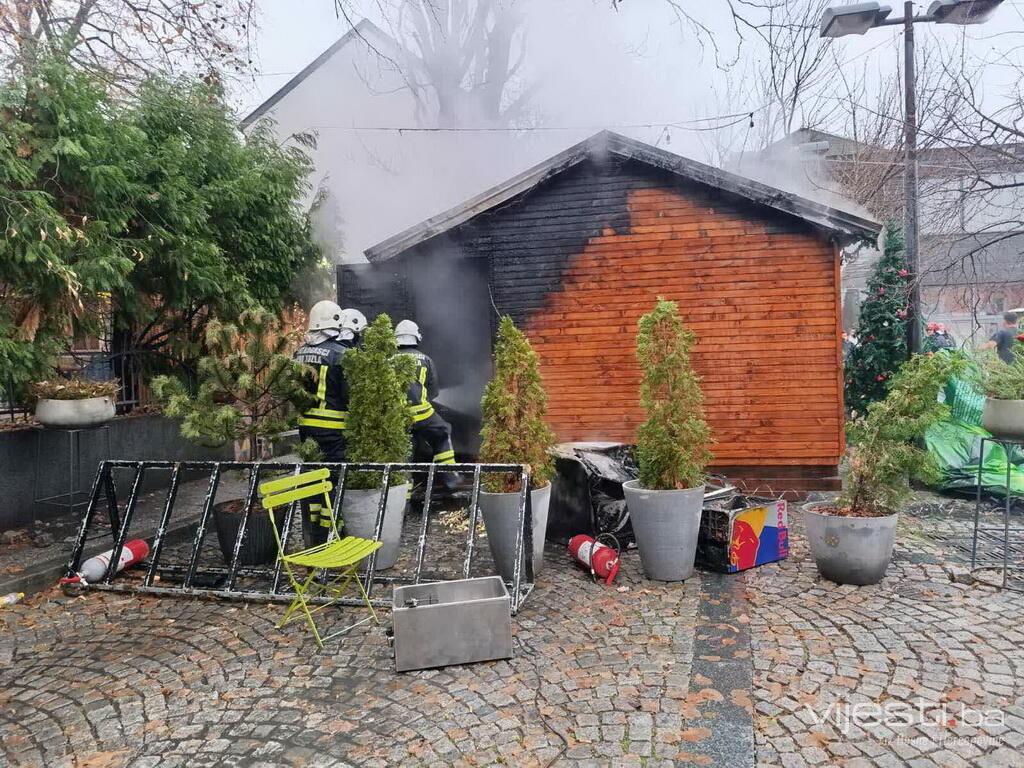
[819,0,1005,354]
[820,3,893,37]
[928,0,1004,24]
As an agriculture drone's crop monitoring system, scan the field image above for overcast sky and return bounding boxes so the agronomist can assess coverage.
[230,0,1024,161]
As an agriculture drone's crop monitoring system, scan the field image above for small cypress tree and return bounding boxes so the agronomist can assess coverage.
[840,351,965,516]
[845,223,912,413]
[151,308,314,461]
[635,299,713,490]
[343,314,415,489]
[480,316,556,493]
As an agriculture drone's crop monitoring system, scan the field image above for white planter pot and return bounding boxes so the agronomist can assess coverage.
[35,396,115,428]
[479,484,551,583]
[622,480,704,581]
[982,399,1024,440]
[803,502,897,586]
[341,484,409,570]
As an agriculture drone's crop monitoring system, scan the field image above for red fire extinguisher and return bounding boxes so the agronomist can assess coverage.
[568,534,621,585]
[61,539,150,588]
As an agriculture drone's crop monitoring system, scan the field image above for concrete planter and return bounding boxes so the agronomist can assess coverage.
[622,480,704,581]
[982,399,1024,440]
[341,484,409,570]
[35,396,115,428]
[479,483,551,583]
[803,502,897,586]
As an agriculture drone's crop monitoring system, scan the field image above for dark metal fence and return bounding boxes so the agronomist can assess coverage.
[66,460,537,614]
[2,350,145,422]
[1,375,32,424]
[68,349,144,414]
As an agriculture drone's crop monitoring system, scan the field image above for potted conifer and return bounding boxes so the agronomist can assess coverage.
[478,317,556,583]
[622,299,713,582]
[32,378,118,428]
[152,308,314,565]
[805,352,964,585]
[978,338,1024,439]
[339,314,414,570]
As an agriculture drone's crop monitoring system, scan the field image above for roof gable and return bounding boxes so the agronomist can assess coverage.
[241,19,401,129]
[364,131,881,262]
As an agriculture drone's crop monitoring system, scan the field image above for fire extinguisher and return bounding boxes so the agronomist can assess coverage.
[568,534,621,585]
[60,539,150,588]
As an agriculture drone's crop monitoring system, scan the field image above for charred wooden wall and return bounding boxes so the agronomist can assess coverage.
[343,156,845,487]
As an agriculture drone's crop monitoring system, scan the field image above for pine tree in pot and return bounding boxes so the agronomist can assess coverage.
[622,299,713,581]
[339,314,415,570]
[478,317,556,583]
[977,338,1024,439]
[806,352,965,585]
[151,308,314,565]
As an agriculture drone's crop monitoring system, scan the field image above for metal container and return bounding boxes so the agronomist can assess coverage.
[392,576,512,672]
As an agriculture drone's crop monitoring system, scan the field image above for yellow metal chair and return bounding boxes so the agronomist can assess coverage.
[259,468,382,648]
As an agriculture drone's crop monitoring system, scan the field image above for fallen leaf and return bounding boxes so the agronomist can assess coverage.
[680,727,712,742]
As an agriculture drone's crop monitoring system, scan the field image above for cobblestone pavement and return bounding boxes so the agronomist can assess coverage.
[2,501,1024,767]
[747,508,1024,768]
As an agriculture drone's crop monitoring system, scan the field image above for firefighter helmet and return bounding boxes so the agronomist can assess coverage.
[308,300,344,332]
[340,308,368,335]
[395,319,422,346]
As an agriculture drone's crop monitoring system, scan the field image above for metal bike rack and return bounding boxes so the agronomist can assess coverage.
[65,460,536,614]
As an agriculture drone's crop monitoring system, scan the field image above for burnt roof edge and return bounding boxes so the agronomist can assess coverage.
[364,130,880,262]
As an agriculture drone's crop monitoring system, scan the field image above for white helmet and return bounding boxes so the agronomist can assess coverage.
[395,319,422,346]
[308,300,344,332]
[340,308,368,335]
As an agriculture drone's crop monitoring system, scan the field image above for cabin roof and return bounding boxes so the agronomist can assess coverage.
[364,130,881,262]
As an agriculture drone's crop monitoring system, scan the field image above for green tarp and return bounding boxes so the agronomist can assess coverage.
[924,376,1024,496]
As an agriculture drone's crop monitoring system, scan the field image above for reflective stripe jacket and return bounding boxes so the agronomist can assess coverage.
[294,338,353,432]
[399,348,438,424]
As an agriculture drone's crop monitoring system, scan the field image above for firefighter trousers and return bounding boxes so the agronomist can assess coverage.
[411,412,455,464]
[297,428,347,547]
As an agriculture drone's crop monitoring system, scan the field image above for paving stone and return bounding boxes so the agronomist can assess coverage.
[3,495,1023,766]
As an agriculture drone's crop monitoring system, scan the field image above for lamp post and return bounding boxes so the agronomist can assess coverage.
[820,0,1004,355]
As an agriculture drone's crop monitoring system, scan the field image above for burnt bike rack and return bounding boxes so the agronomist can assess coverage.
[65,460,536,614]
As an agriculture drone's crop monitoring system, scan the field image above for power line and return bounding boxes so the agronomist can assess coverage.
[297,105,771,135]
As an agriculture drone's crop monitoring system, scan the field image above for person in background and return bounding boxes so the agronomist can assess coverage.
[926,322,956,351]
[981,312,1019,364]
[842,331,855,361]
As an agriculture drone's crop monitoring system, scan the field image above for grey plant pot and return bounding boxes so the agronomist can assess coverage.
[982,398,1024,440]
[35,396,115,428]
[803,502,897,586]
[622,480,704,582]
[479,483,551,584]
[341,484,409,570]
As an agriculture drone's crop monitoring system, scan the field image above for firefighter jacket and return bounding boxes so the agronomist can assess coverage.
[399,347,438,424]
[294,338,353,433]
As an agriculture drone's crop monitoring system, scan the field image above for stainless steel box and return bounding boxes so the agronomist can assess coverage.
[392,576,513,672]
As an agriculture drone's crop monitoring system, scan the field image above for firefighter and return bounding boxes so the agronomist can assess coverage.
[293,302,365,543]
[395,320,457,478]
